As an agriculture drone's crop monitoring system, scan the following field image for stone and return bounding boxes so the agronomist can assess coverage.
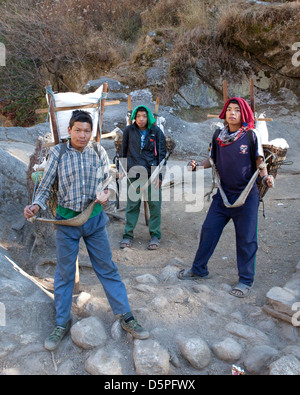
[283,346,300,360]
[212,337,243,363]
[75,292,91,309]
[146,57,170,87]
[133,284,157,293]
[84,77,125,93]
[159,264,182,284]
[111,319,123,340]
[71,317,107,350]
[269,355,300,375]
[266,287,297,317]
[135,274,159,285]
[284,272,300,297]
[165,287,186,303]
[133,339,170,375]
[244,345,279,374]
[85,347,123,375]
[178,68,219,108]
[177,336,211,370]
[150,296,169,309]
[225,323,269,344]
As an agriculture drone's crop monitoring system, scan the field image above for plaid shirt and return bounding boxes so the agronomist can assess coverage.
[33,141,115,212]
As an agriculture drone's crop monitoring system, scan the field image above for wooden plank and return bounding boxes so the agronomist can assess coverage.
[128,96,132,115]
[127,95,132,126]
[223,80,228,104]
[46,81,60,145]
[35,100,119,115]
[96,83,108,143]
[74,257,80,294]
[250,77,255,113]
[207,114,273,122]
[154,97,160,124]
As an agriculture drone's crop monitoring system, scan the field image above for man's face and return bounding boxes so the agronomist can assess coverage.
[135,110,148,131]
[68,121,92,151]
[225,103,242,130]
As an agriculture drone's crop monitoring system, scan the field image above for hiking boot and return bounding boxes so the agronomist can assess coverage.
[121,317,150,340]
[44,320,71,351]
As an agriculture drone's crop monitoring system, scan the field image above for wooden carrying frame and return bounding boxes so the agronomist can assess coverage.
[36,81,120,144]
[126,96,161,227]
[207,79,287,201]
[35,81,120,293]
[207,79,273,122]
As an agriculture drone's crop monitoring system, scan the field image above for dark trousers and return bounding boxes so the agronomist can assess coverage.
[55,211,131,327]
[192,190,259,286]
[123,179,162,240]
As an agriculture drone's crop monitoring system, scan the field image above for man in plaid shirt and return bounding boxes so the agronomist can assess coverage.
[24,110,149,351]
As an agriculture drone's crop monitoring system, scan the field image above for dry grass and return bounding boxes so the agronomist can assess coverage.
[0,0,149,124]
[1,0,299,125]
[217,1,300,48]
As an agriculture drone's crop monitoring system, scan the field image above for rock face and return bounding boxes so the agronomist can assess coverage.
[0,248,56,374]
[218,4,300,79]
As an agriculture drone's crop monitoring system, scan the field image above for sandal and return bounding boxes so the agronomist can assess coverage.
[229,282,252,298]
[148,237,160,250]
[177,268,211,281]
[120,238,132,249]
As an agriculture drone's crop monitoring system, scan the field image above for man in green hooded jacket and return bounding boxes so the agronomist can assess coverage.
[119,106,166,250]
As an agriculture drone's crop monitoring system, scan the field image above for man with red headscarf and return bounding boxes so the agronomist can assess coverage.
[177,98,274,298]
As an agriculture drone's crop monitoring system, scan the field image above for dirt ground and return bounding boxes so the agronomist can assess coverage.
[108,158,300,307]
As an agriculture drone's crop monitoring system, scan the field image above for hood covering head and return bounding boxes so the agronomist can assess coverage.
[219,97,255,130]
[131,105,157,129]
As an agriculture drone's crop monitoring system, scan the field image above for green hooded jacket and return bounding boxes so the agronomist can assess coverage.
[131,105,157,129]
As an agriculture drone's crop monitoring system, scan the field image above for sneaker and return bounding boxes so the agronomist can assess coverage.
[121,317,150,340]
[44,321,71,351]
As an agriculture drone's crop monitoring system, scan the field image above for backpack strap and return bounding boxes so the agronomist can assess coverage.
[246,129,257,174]
[211,128,221,164]
[91,141,101,158]
[54,142,67,187]
[58,142,67,162]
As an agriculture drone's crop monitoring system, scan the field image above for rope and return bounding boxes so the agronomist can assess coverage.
[30,86,110,226]
[31,92,53,204]
[95,91,109,194]
[5,255,54,300]
[207,157,270,209]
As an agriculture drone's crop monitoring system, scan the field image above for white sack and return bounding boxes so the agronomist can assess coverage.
[46,85,103,141]
[268,138,289,149]
[255,113,269,145]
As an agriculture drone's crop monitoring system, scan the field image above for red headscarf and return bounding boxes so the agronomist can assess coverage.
[219,97,255,131]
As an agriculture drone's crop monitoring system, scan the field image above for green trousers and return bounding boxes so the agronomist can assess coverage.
[123,179,162,240]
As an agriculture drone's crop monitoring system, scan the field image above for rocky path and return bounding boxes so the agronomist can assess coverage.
[0,95,300,375]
